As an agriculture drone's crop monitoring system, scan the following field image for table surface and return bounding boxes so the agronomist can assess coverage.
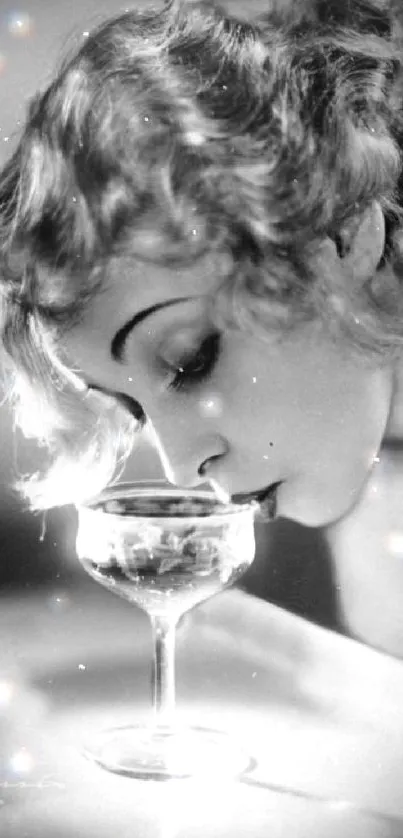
[2,582,403,837]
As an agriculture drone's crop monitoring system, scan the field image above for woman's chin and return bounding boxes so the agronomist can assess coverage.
[276,483,364,529]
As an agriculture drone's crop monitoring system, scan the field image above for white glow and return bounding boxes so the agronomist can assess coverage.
[0,681,14,705]
[46,592,70,613]
[147,777,236,838]
[198,394,223,418]
[8,13,33,38]
[153,774,244,838]
[387,532,403,557]
[185,131,205,146]
[10,749,34,774]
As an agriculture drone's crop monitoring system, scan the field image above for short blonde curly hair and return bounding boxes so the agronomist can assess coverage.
[1,0,403,508]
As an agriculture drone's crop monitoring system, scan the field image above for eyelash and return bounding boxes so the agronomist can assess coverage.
[168,331,221,393]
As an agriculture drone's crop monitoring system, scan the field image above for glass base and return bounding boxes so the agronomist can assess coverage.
[82,724,253,780]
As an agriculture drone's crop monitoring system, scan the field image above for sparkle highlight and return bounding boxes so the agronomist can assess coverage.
[7,12,34,38]
[199,394,223,418]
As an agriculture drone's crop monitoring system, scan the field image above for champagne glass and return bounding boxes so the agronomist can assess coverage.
[75,479,257,780]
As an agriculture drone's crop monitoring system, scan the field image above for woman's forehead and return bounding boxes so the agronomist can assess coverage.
[66,251,221,348]
[103,248,228,307]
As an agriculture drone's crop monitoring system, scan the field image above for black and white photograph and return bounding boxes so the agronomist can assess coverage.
[1,2,403,835]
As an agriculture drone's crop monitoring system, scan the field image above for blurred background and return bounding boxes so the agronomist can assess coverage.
[0,0,346,633]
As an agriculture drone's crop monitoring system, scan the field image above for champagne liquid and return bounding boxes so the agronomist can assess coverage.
[77,491,256,618]
[80,552,250,617]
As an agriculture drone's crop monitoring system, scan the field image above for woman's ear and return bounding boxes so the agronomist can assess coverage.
[335,201,386,284]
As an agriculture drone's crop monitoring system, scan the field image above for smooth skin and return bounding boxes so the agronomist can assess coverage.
[64,202,394,527]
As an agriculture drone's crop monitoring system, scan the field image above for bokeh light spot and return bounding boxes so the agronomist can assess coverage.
[46,591,71,613]
[7,12,34,38]
[10,748,34,774]
[198,394,223,418]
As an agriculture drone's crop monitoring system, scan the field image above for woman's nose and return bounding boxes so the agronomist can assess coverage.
[147,418,228,489]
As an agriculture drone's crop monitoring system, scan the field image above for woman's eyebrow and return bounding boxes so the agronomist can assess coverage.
[111,296,192,361]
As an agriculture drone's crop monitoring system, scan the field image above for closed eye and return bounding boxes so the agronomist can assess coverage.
[167,331,221,393]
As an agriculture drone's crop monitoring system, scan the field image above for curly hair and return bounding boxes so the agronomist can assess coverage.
[1,0,403,508]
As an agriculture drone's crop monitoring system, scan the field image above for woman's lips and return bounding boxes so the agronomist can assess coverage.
[231,483,280,521]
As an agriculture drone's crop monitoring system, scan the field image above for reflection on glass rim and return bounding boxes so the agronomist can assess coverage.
[82,480,257,518]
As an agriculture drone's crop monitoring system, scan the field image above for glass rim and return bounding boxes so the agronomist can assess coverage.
[79,479,257,517]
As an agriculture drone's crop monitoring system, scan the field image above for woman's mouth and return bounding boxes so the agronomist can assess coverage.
[231,483,280,522]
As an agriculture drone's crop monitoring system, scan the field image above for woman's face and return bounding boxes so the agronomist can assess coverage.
[64,249,393,527]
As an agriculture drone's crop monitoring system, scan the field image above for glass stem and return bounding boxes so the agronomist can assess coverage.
[150,615,178,729]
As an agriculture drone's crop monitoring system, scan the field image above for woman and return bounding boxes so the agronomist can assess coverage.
[0,0,402,540]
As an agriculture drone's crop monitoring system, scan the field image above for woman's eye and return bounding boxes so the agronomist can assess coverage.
[168,332,221,393]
